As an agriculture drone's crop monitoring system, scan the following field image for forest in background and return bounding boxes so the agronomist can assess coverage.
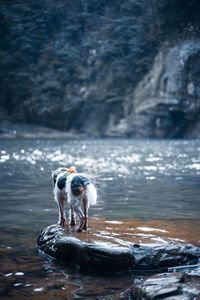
[0,0,200,137]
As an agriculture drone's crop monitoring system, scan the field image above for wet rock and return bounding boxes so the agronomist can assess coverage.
[37,224,200,272]
[132,272,200,300]
[37,225,134,272]
[131,242,200,270]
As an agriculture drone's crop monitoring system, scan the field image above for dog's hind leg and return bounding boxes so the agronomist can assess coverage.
[75,197,88,232]
[74,204,85,232]
[69,204,76,226]
[82,196,88,230]
[56,191,66,226]
[70,197,85,232]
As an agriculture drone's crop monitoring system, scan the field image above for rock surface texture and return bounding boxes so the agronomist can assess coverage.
[37,221,200,299]
[128,41,200,138]
[37,223,200,272]
[132,272,200,299]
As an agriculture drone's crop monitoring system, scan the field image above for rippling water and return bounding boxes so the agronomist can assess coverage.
[0,138,200,299]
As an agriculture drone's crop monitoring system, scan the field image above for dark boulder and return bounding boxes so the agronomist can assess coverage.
[37,225,134,271]
[37,224,200,272]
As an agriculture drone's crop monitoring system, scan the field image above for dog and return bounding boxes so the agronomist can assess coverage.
[52,166,97,232]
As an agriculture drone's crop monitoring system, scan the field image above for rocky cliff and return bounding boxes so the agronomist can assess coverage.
[0,0,200,138]
[127,41,200,138]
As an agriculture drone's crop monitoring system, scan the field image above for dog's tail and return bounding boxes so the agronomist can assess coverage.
[86,183,97,206]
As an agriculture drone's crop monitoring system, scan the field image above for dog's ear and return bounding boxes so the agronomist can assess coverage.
[66,166,77,173]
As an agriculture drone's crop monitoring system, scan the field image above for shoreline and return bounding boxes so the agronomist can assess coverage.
[1,121,200,140]
[0,121,83,139]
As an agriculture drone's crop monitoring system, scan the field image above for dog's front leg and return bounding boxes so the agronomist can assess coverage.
[57,195,66,226]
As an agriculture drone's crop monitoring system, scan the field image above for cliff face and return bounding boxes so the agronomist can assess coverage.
[0,0,200,137]
[127,41,200,138]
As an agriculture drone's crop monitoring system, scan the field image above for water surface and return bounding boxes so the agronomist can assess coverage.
[0,138,200,299]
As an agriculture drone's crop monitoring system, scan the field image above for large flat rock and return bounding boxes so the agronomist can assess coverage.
[37,220,200,272]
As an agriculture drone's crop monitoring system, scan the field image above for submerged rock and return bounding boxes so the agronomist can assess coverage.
[132,271,200,299]
[37,222,200,272]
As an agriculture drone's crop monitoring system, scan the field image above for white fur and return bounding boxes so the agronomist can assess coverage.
[85,183,97,206]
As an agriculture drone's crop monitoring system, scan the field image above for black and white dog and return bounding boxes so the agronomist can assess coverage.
[52,167,97,232]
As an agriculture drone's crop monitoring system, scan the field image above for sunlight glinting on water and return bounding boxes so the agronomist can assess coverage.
[188,163,200,170]
[136,227,168,233]
[0,140,200,179]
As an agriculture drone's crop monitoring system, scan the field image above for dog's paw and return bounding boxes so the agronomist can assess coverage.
[76,226,83,233]
[69,219,76,226]
[82,224,87,230]
[77,217,88,232]
[58,217,66,227]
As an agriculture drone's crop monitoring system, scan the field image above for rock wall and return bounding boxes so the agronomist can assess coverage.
[127,41,200,138]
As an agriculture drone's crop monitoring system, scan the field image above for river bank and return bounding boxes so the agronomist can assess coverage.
[0,121,83,139]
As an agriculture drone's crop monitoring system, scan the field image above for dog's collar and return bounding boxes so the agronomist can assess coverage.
[66,166,77,174]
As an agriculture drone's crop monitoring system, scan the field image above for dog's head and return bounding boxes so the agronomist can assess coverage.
[52,166,77,186]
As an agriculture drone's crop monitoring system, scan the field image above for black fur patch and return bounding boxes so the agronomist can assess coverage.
[71,175,90,191]
[57,174,68,190]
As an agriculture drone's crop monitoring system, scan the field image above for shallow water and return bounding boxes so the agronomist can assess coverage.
[0,138,200,299]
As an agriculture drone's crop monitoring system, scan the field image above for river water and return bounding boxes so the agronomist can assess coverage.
[0,138,200,299]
